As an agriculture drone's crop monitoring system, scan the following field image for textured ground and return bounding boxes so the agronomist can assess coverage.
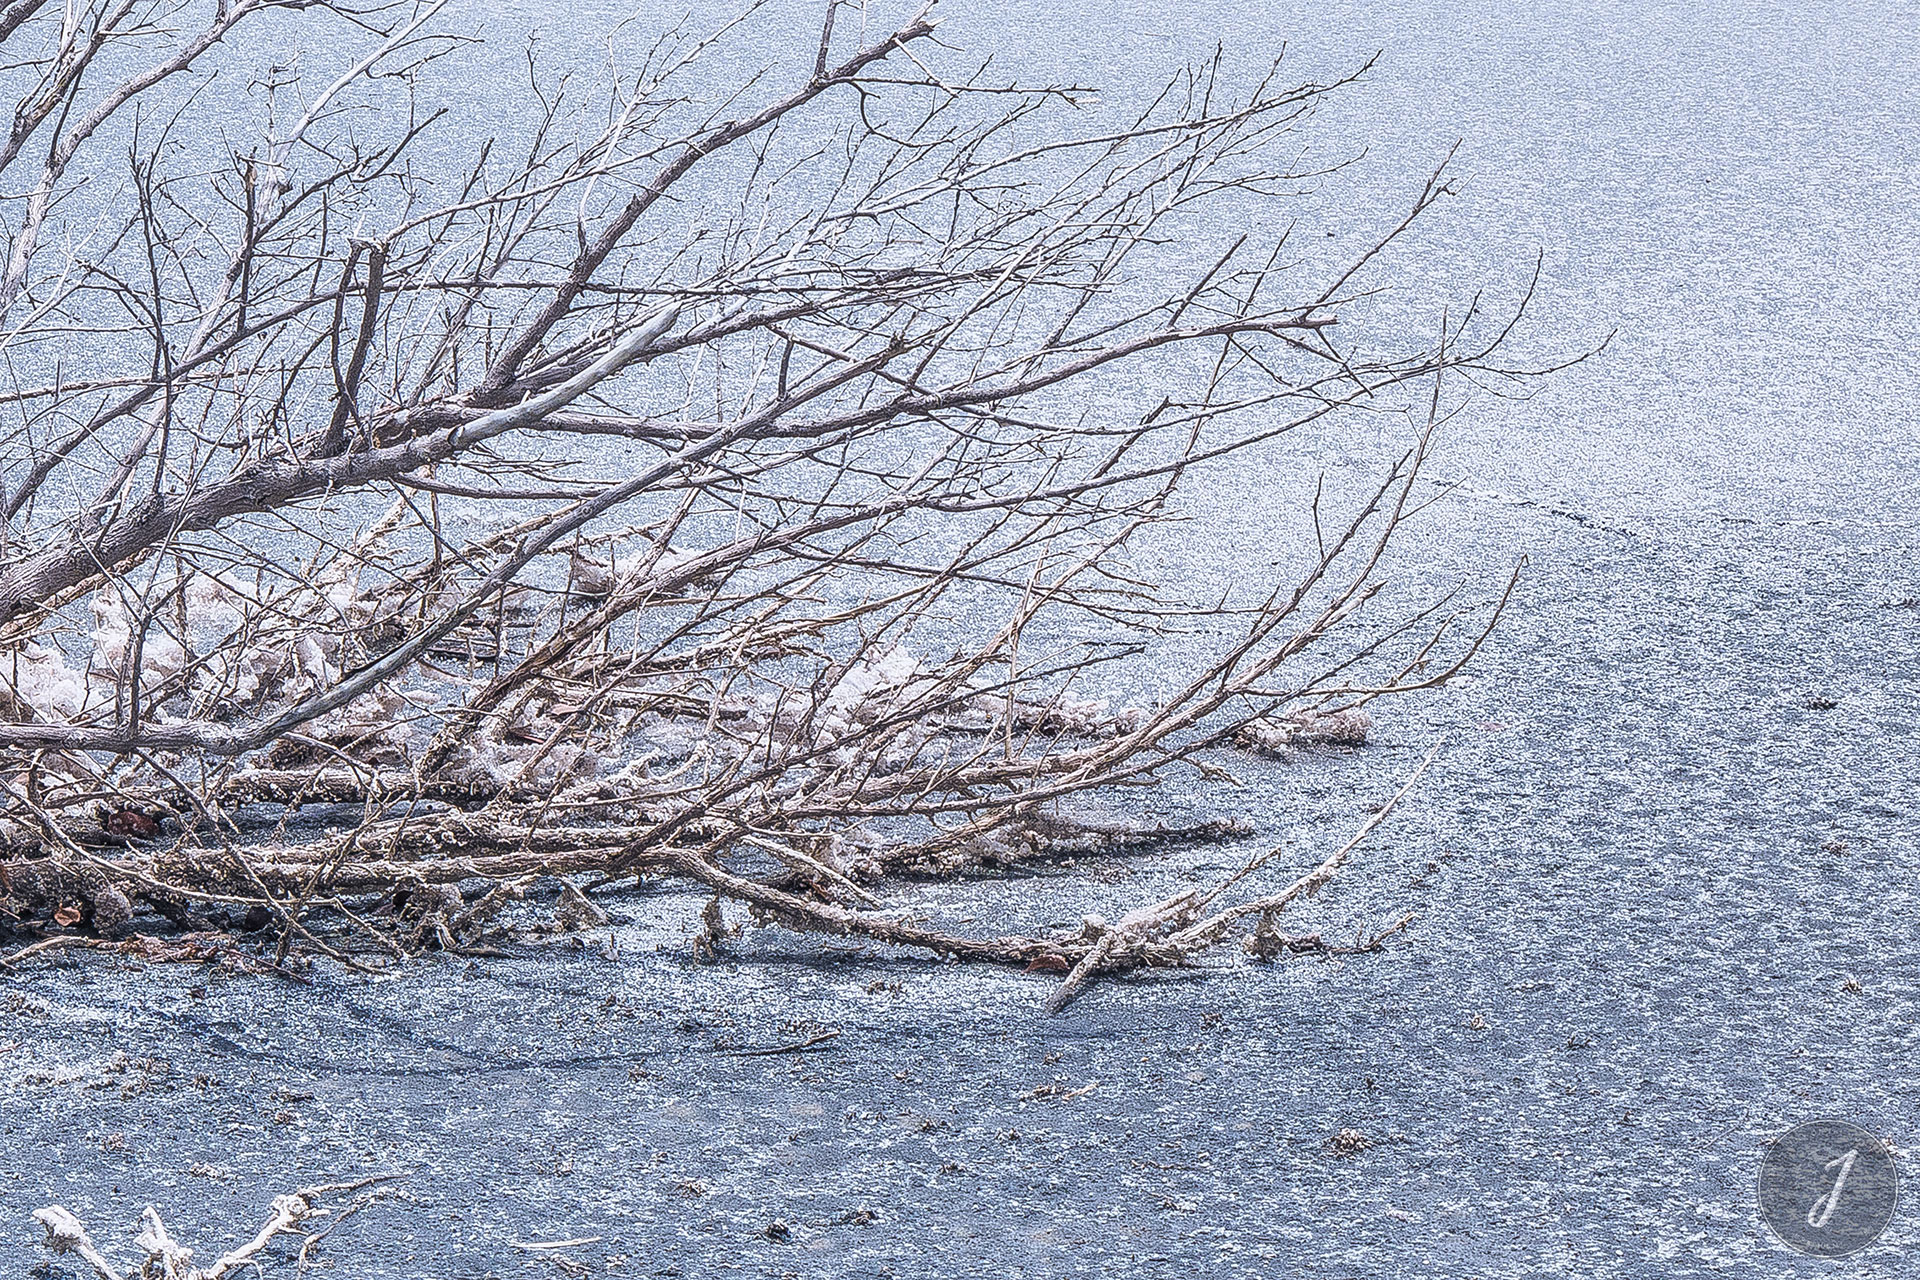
[6,496,1915,1278]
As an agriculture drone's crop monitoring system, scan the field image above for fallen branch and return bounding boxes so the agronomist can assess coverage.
[1040,745,1441,1013]
[31,1207,124,1280]
[1,934,112,970]
[724,1029,843,1057]
[0,0,1546,985]
[34,1177,405,1280]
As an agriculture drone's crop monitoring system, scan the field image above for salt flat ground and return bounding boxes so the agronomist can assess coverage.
[4,1,1918,1275]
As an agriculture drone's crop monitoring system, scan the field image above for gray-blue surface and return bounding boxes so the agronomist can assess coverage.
[4,1,1918,1276]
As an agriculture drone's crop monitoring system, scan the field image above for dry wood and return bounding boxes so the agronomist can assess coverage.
[0,3,1562,995]
[35,1177,403,1280]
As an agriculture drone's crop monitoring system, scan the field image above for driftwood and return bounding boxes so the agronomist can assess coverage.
[0,0,1558,989]
[34,1177,403,1280]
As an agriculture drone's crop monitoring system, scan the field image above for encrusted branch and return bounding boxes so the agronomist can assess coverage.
[34,1178,404,1280]
[0,0,1553,995]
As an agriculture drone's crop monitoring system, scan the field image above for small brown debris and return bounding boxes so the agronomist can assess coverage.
[1327,1128,1374,1157]
[692,895,736,960]
[554,881,608,931]
[1018,1080,1098,1103]
[101,808,162,840]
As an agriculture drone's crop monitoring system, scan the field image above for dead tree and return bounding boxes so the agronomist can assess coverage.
[0,0,1550,990]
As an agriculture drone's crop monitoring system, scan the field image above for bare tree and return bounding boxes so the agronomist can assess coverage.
[0,0,1548,994]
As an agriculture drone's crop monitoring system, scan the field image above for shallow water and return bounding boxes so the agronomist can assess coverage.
[4,2,1918,1276]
